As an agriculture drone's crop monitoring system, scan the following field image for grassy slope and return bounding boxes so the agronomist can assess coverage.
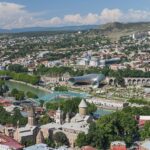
[98,22,150,41]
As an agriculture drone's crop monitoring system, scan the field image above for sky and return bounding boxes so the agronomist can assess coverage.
[0,0,150,29]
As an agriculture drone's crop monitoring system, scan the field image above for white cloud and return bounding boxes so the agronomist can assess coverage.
[0,2,150,29]
[124,9,150,22]
[100,8,123,23]
[0,2,36,29]
[83,13,99,24]
[64,14,82,24]
[33,17,62,27]
[64,13,99,25]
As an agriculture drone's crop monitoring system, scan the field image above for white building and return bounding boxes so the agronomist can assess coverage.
[87,97,126,109]
[89,58,99,67]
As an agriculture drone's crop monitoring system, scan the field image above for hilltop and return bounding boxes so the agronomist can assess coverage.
[98,22,150,41]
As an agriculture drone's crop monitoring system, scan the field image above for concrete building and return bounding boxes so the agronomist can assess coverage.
[87,97,128,110]
[89,58,99,67]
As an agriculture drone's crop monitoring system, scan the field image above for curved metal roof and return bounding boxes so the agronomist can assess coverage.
[68,73,105,85]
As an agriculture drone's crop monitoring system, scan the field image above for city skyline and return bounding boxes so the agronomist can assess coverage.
[0,0,150,29]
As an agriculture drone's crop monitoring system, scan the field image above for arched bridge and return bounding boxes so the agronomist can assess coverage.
[106,77,150,86]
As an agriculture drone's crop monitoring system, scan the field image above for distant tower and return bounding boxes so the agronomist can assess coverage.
[36,130,44,144]
[79,99,87,116]
[28,106,36,126]
[14,120,20,142]
[55,107,63,124]
[65,113,70,123]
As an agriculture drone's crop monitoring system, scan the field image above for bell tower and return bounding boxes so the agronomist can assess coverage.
[55,107,63,124]
[79,99,87,116]
[27,106,36,126]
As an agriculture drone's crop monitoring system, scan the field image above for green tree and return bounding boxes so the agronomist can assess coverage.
[0,106,27,126]
[39,100,45,107]
[75,132,87,147]
[54,132,69,147]
[11,88,25,100]
[21,139,34,147]
[39,114,53,125]
[140,121,150,140]
[12,108,27,126]
[54,86,68,91]
[0,70,40,85]
[45,138,55,148]
[76,109,140,149]
[115,74,125,87]
[46,98,97,115]
[8,64,28,73]
[0,80,9,96]
[26,91,38,99]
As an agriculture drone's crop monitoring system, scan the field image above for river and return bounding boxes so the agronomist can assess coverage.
[5,80,49,98]
[4,80,114,117]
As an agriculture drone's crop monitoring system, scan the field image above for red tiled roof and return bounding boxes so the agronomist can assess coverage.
[0,99,12,107]
[0,134,23,150]
[0,99,11,103]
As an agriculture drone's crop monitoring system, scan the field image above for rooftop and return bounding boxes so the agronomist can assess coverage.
[111,141,126,146]
[79,99,87,108]
[24,143,49,150]
[0,133,23,150]
[62,122,89,133]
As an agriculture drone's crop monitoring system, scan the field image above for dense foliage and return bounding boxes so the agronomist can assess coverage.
[0,70,40,85]
[8,64,28,73]
[128,98,150,106]
[54,132,69,147]
[76,106,150,149]
[10,88,25,100]
[26,91,38,99]
[0,106,27,126]
[46,97,97,115]
[39,114,53,125]
[140,121,150,140]
[54,86,68,91]
[35,66,150,78]
[0,80,9,96]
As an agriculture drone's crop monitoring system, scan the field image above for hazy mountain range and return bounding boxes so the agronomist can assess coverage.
[0,22,149,34]
[0,25,98,33]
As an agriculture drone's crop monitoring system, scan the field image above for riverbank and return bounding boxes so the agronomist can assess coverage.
[97,105,122,111]
[9,79,52,93]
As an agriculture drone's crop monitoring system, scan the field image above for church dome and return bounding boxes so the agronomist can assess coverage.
[79,99,87,108]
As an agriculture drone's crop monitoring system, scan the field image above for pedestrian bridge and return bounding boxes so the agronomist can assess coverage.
[106,77,150,86]
[38,91,90,102]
